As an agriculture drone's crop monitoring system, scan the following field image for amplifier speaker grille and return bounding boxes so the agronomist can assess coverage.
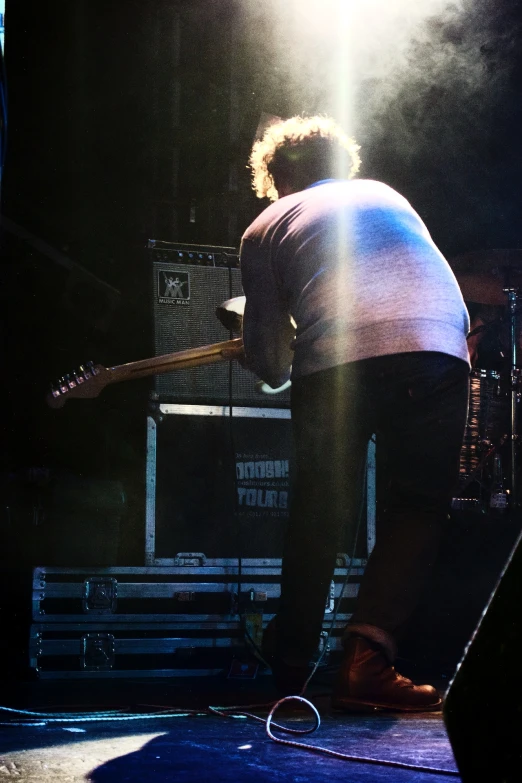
[151,249,291,406]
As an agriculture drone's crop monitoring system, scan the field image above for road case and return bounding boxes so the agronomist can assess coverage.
[30,564,364,678]
[145,404,376,567]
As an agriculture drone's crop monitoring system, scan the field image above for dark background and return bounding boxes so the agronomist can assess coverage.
[1,0,522,678]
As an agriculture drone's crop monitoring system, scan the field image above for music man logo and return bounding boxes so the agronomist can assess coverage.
[158,270,190,306]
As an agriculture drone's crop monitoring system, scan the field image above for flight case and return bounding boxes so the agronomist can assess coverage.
[30,563,366,678]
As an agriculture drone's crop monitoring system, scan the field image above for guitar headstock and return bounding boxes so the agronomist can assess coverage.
[46,362,108,409]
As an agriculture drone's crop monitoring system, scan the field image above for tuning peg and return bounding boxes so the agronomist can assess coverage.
[58,377,69,394]
[86,361,99,376]
[79,364,92,380]
[64,373,77,390]
[73,369,85,385]
[50,383,62,399]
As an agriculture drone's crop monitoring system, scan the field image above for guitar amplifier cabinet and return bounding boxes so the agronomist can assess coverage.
[29,565,364,679]
[145,404,376,568]
[148,240,291,407]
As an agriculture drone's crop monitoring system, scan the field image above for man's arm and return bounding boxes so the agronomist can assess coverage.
[240,237,295,388]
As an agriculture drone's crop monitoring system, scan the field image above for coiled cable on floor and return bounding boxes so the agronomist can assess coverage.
[265,696,460,776]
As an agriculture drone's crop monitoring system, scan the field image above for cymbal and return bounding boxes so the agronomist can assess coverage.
[449,250,522,304]
[449,249,522,274]
[452,272,522,305]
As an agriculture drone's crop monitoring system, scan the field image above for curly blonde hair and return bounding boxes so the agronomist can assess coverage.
[249,115,361,201]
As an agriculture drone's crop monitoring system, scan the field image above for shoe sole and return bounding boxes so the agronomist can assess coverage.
[331,697,443,714]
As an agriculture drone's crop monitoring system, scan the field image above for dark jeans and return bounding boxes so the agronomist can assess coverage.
[276,351,470,666]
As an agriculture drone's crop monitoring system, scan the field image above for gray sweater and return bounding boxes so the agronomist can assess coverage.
[240,179,470,388]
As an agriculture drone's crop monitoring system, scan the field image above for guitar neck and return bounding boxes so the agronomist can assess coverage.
[105,337,244,385]
[47,337,245,408]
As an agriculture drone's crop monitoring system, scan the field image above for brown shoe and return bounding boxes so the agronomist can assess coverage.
[331,636,442,712]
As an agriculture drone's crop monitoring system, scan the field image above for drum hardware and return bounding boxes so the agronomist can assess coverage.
[450,249,522,512]
[453,433,509,513]
[459,434,508,490]
[489,452,509,511]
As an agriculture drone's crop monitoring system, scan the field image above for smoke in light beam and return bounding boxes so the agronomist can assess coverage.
[240,0,516,153]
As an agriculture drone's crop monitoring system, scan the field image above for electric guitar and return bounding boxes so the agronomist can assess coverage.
[46,338,244,409]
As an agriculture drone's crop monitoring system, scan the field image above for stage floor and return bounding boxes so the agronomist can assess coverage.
[0,675,459,782]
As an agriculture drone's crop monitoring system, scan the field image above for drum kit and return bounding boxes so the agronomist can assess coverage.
[450,249,522,513]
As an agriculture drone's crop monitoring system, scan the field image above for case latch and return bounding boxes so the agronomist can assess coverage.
[82,577,118,614]
[81,633,115,671]
[174,552,206,567]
